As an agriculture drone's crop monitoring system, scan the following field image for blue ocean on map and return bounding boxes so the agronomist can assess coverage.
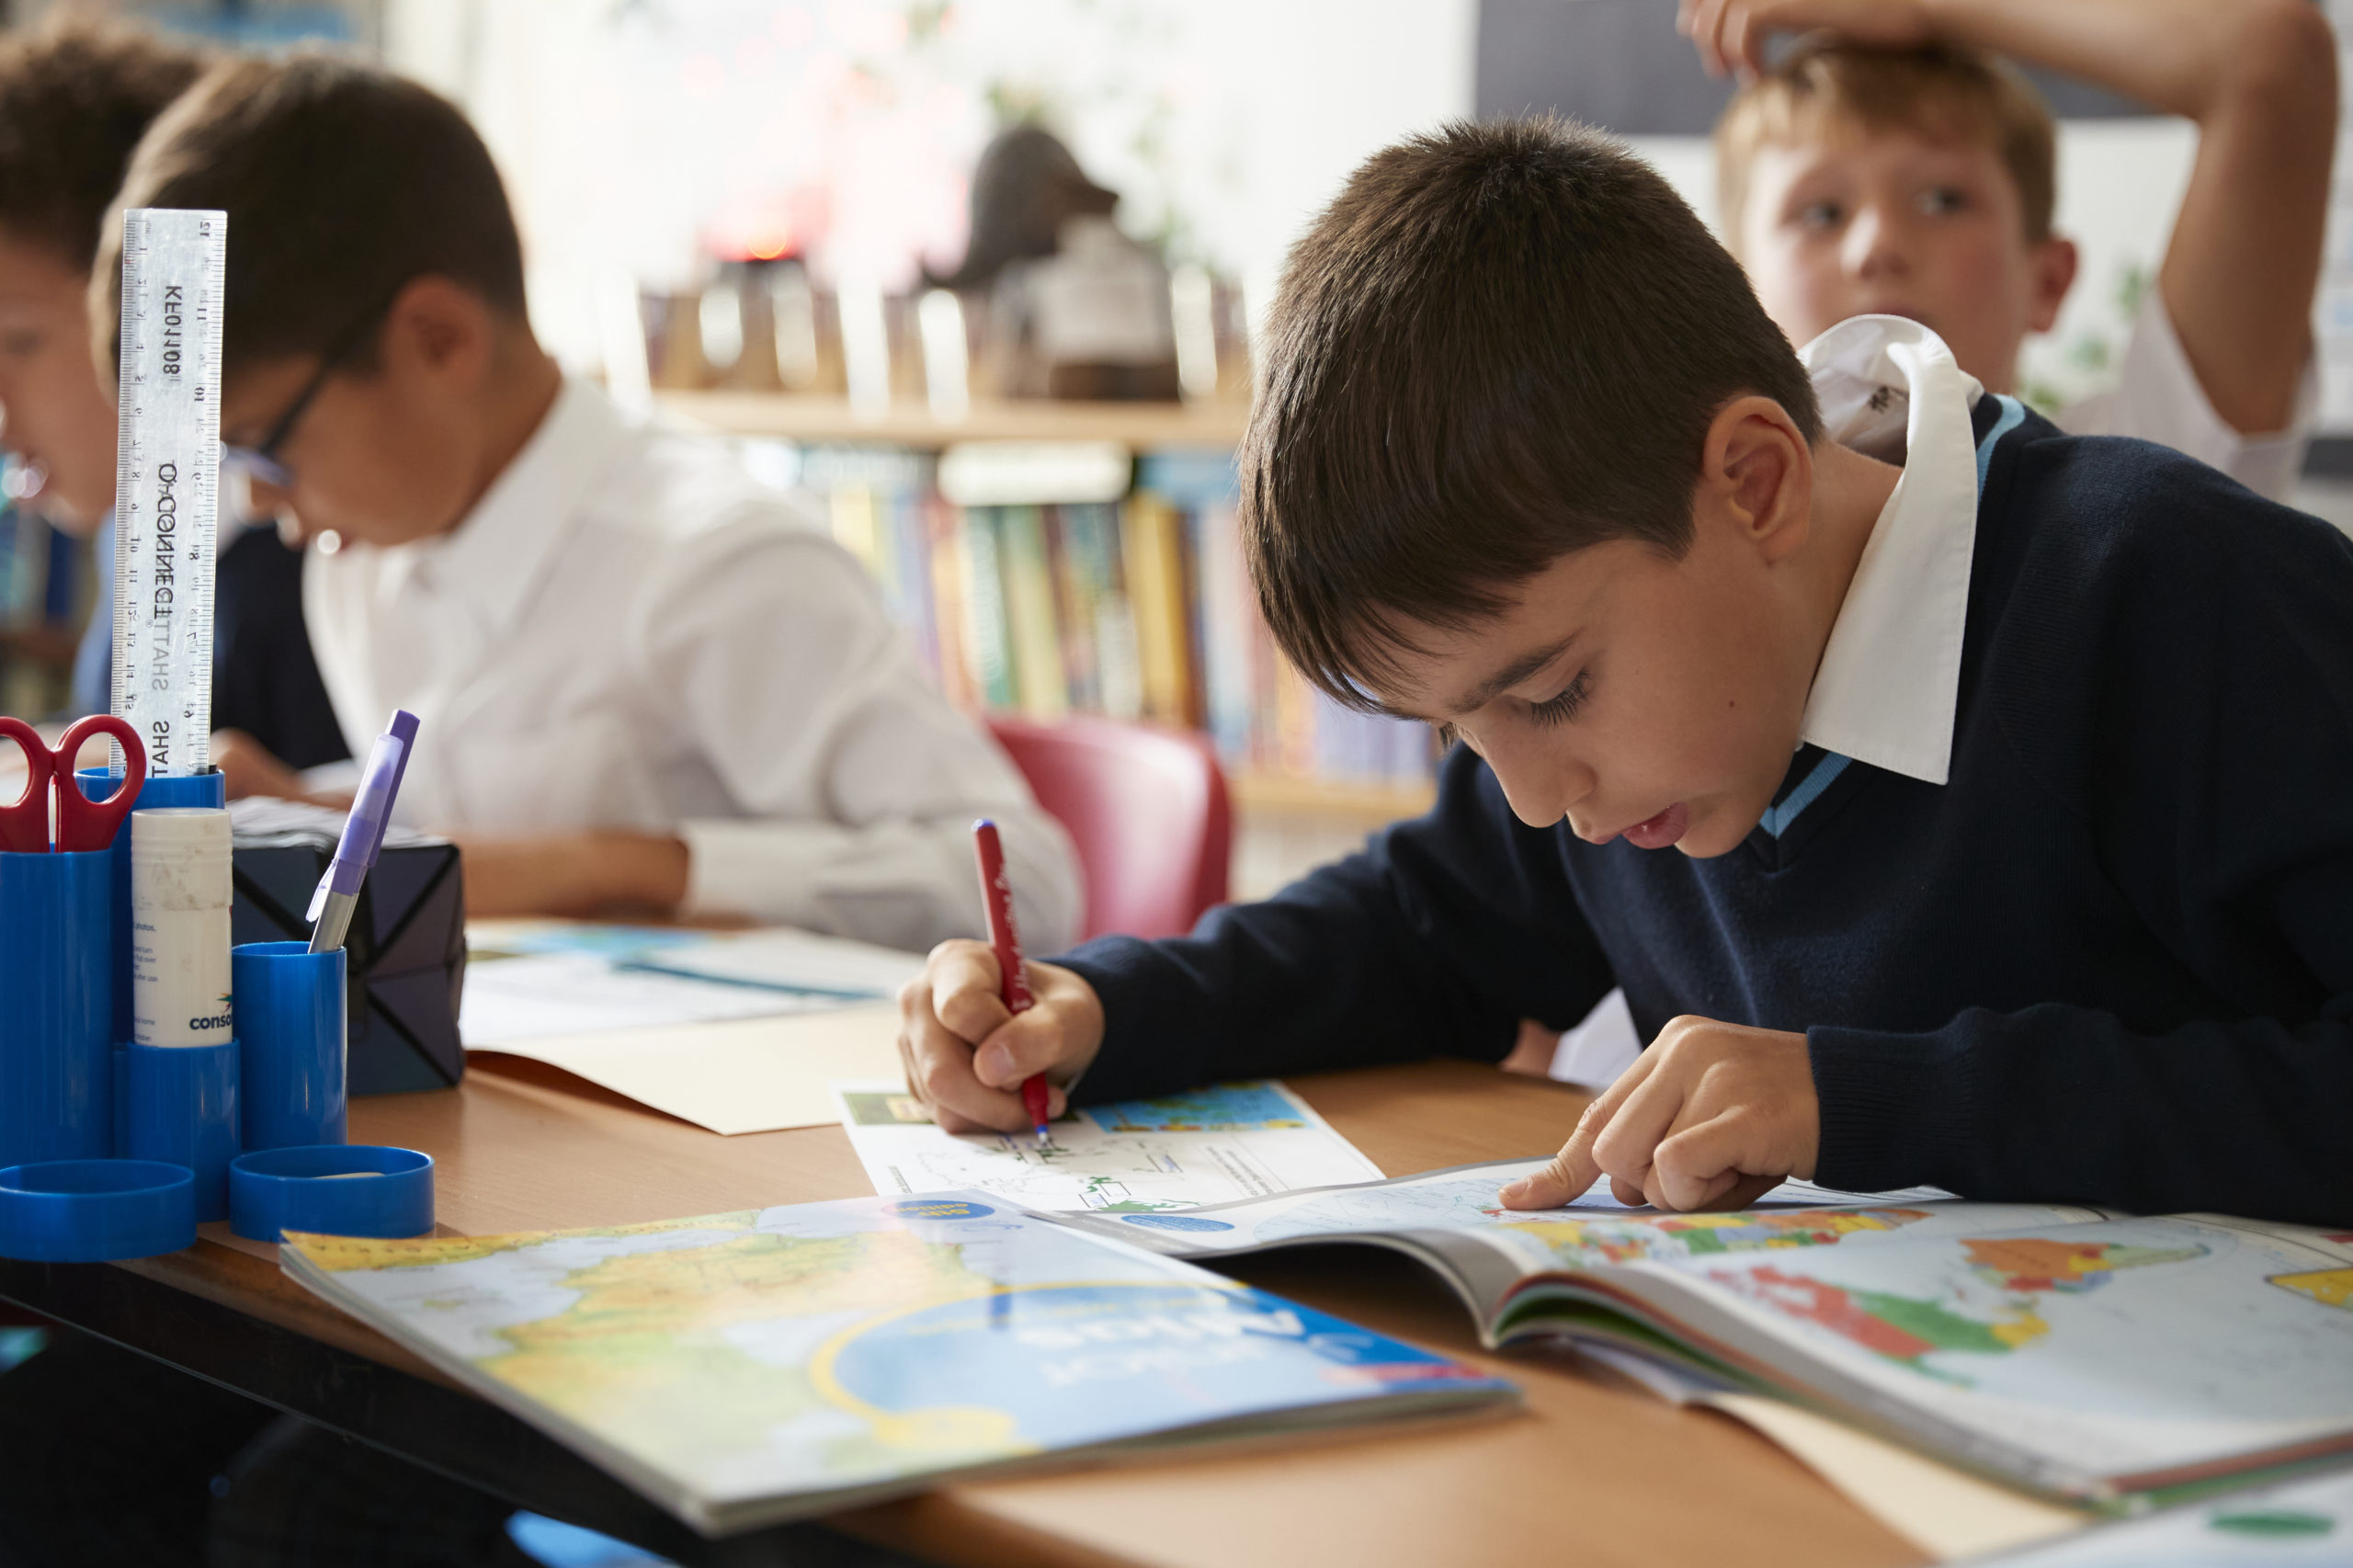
[824,1281,1494,1450]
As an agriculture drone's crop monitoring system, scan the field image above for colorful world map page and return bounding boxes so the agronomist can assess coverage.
[830,1079,1384,1212]
[278,1193,1518,1536]
[1557,1213,2353,1506]
[1049,1164,2353,1507]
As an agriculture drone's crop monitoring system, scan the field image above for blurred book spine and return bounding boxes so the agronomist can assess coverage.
[792,442,1436,793]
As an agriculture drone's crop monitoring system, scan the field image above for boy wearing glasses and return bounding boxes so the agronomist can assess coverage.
[104,55,1081,949]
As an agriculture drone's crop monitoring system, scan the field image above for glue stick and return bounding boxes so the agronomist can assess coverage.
[131,808,233,1047]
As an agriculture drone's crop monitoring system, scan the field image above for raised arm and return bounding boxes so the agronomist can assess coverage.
[1685,0,2340,434]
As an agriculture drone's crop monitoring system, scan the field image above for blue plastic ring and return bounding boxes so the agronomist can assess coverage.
[228,1144,434,1243]
[0,1159,196,1261]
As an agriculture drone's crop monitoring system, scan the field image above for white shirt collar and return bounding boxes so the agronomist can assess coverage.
[402,376,630,639]
[1796,315,1986,787]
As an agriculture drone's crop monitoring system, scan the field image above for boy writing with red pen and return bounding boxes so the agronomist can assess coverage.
[901,118,2353,1226]
[967,816,1054,1147]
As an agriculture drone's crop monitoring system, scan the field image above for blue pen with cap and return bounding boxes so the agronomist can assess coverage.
[305,708,416,954]
[238,710,418,1154]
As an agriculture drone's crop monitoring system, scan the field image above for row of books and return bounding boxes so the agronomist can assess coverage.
[799,445,1437,791]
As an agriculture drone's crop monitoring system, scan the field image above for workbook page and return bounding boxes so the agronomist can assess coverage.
[831,1080,1384,1212]
[459,922,925,1047]
[1058,1157,2002,1260]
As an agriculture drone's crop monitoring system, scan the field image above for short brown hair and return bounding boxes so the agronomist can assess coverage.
[1715,40,2057,249]
[1245,117,1820,706]
[96,52,527,377]
[0,19,203,268]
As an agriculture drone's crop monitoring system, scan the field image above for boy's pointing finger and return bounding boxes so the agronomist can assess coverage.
[1499,1095,1612,1209]
[1497,1142,1600,1210]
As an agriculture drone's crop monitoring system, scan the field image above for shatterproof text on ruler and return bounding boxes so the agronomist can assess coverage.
[110,207,225,778]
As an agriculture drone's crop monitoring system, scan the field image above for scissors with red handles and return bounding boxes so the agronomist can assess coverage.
[0,715,147,854]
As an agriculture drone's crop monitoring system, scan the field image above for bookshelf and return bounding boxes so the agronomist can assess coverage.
[659,392,1440,868]
[655,391,1251,450]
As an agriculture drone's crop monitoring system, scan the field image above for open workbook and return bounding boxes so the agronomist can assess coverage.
[278,1192,1517,1536]
[1052,1159,2353,1509]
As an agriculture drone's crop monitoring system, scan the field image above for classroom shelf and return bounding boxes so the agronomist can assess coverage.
[655,390,1253,449]
[648,392,1439,836]
[1228,770,1436,822]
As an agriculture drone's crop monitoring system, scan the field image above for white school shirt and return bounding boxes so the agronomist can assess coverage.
[1552,313,1984,1087]
[2058,289,2318,505]
[303,377,1082,954]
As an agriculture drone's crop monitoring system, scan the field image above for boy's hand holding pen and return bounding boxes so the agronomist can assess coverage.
[899,819,1105,1137]
[898,943,1103,1136]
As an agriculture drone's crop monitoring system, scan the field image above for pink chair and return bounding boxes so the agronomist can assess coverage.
[984,713,1232,941]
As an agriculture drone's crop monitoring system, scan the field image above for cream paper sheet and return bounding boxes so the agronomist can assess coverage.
[472,1005,904,1135]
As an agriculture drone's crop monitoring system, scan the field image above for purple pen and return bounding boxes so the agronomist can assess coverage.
[304,709,420,953]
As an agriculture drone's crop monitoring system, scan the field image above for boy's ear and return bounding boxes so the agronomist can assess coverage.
[380,275,497,384]
[1699,395,1813,564]
[2026,236,2078,335]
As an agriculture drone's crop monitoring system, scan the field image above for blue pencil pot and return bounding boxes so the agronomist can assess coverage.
[234,941,346,1150]
[125,1040,240,1222]
[0,850,115,1168]
[80,767,225,1045]
[0,1160,195,1262]
[229,1145,433,1243]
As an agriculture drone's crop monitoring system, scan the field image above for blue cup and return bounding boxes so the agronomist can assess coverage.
[0,850,115,1168]
[126,1040,241,1222]
[0,1159,195,1262]
[229,1145,433,1243]
[79,767,225,1045]
[234,941,347,1150]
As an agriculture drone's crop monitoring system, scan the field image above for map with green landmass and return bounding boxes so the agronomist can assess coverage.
[1679,1218,2353,1427]
[1711,1234,2207,1373]
[282,1193,1513,1530]
[1497,1206,1937,1268]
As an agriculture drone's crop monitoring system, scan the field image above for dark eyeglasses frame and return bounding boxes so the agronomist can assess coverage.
[222,284,407,488]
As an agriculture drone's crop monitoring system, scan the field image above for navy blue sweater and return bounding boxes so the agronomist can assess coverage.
[1061,403,2353,1225]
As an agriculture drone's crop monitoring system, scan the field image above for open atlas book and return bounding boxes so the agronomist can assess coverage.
[278,1191,1517,1536]
[1051,1159,2353,1509]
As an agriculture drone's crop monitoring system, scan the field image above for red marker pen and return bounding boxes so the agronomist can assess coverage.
[972,818,1052,1146]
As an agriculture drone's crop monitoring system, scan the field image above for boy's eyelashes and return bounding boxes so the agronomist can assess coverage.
[1525,669,1594,728]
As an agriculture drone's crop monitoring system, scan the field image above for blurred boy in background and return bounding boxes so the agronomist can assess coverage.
[1694,0,2334,499]
[110,54,1080,949]
[0,19,345,768]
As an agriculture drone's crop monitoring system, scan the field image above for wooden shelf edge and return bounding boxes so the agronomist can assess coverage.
[655,389,1251,450]
[1229,770,1436,821]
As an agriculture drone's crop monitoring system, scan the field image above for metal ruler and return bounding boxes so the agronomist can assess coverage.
[111,208,226,778]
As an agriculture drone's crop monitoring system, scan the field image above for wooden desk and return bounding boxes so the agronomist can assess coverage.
[1,1058,1923,1568]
